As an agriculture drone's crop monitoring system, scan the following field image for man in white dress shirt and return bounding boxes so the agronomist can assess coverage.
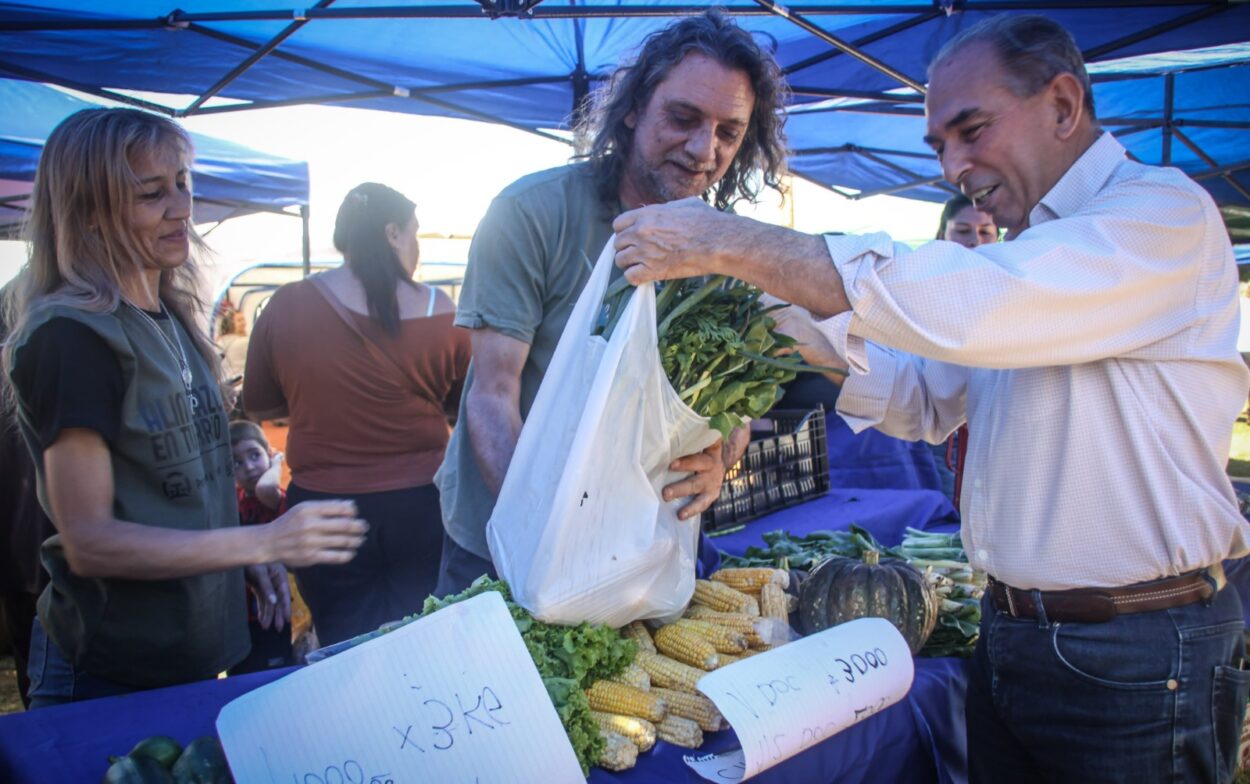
[613,14,1250,783]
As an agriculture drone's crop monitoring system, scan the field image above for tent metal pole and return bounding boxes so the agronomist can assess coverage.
[1081,4,1231,61]
[190,90,396,114]
[1162,72,1174,166]
[788,87,923,103]
[185,0,337,114]
[749,0,926,94]
[1100,118,1250,130]
[1172,129,1250,203]
[792,144,936,161]
[783,10,942,78]
[0,59,178,115]
[301,205,311,278]
[850,175,949,200]
[1,2,1232,30]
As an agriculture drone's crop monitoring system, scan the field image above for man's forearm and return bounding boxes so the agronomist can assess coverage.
[466,390,524,497]
[710,221,852,320]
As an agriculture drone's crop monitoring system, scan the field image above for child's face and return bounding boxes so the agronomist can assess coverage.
[232,438,271,493]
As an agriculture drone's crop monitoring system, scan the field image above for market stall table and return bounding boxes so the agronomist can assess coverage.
[0,657,966,784]
[0,489,970,783]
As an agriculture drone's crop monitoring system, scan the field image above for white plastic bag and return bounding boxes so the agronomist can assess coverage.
[486,238,719,627]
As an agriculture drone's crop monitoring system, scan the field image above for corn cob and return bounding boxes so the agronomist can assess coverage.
[597,731,639,771]
[673,618,747,653]
[656,714,704,749]
[693,579,760,615]
[710,567,789,593]
[651,687,725,732]
[654,624,720,670]
[716,648,761,667]
[683,606,766,646]
[586,680,667,723]
[609,662,651,691]
[591,711,657,752]
[622,620,657,654]
[759,583,789,621]
[635,650,706,694]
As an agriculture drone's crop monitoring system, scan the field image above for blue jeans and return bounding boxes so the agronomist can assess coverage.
[26,617,137,709]
[967,580,1250,783]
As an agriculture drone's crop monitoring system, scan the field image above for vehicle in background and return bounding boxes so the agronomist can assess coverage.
[210,259,466,339]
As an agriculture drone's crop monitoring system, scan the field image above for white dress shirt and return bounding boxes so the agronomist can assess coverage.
[816,132,1250,590]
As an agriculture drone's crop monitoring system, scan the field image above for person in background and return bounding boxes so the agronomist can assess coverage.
[2,108,366,708]
[938,193,1000,248]
[227,420,293,674]
[245,183,470,646]
[930,195,1000,500]
[433,9,776,594]
[216,305,249,381]
[612,15,1248,781]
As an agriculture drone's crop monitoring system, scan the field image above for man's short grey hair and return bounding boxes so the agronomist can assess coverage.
[929,14,1096,120]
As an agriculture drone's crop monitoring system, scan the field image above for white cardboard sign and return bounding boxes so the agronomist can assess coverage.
[689,617,915,782]
[216,591,584,784]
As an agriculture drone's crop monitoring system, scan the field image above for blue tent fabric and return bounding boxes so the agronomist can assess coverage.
[786,44,1250,211]
[1,3,1247,206]
[0,79,309,230]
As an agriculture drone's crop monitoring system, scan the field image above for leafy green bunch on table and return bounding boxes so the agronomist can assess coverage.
[421,576,636,775]
[596,275,840,439]
[722,525,986,657]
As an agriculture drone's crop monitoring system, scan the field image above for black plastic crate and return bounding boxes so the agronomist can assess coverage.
[701,406,831,533]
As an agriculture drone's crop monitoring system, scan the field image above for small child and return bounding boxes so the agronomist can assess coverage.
[227,420,294,674]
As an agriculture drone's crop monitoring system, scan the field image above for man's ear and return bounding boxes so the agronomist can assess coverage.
[624,110,637,130]
[1048,71,1087,141]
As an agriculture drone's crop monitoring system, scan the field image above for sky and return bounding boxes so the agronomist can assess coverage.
[0,96,945,298]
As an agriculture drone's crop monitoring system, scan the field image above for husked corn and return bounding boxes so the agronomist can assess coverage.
[586,680,667,723]
[693,579,759,616]
[597,731,639,771]
[654,624,720,670]
[716,648,761,666]
[635,650,706,694]
[759,583,789,621]
[591,711,657,752]
[683,606,766,646]
[710,567,789,593]
[622,620,657,654]
[656,714,704,749]
[674,618,747,653]
[651,687,725,732]
[609,661,651,691]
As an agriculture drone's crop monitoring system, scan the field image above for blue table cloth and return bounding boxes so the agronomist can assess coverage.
[0,656,967,784]
[0,488,970,784]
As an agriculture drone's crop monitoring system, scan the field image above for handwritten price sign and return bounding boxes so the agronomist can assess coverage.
[688,617,914,782]
[217,592,583,784]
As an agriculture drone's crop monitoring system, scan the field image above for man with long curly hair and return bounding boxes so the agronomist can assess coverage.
[434,9,789,593]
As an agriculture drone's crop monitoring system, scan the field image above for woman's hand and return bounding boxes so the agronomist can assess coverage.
[262,500,368,568]
[244,562,292,631]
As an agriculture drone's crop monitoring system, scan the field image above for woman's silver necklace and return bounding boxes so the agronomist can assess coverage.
[125,300,199,410]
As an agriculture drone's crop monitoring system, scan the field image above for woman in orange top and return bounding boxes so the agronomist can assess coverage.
[245,183,471,645]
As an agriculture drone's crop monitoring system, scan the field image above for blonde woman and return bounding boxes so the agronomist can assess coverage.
[2,108,366,707]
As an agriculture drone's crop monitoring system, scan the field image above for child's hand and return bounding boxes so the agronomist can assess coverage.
[244,562,292,631]
[256,452,286,511]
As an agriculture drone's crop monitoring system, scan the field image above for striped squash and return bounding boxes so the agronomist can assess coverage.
[798,550,937,654]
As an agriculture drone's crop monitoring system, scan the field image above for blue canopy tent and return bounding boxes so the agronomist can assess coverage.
[0,79,312,251]
[785,43,1250,240]
[2,3,1248,131]
[1,1,1246,239]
